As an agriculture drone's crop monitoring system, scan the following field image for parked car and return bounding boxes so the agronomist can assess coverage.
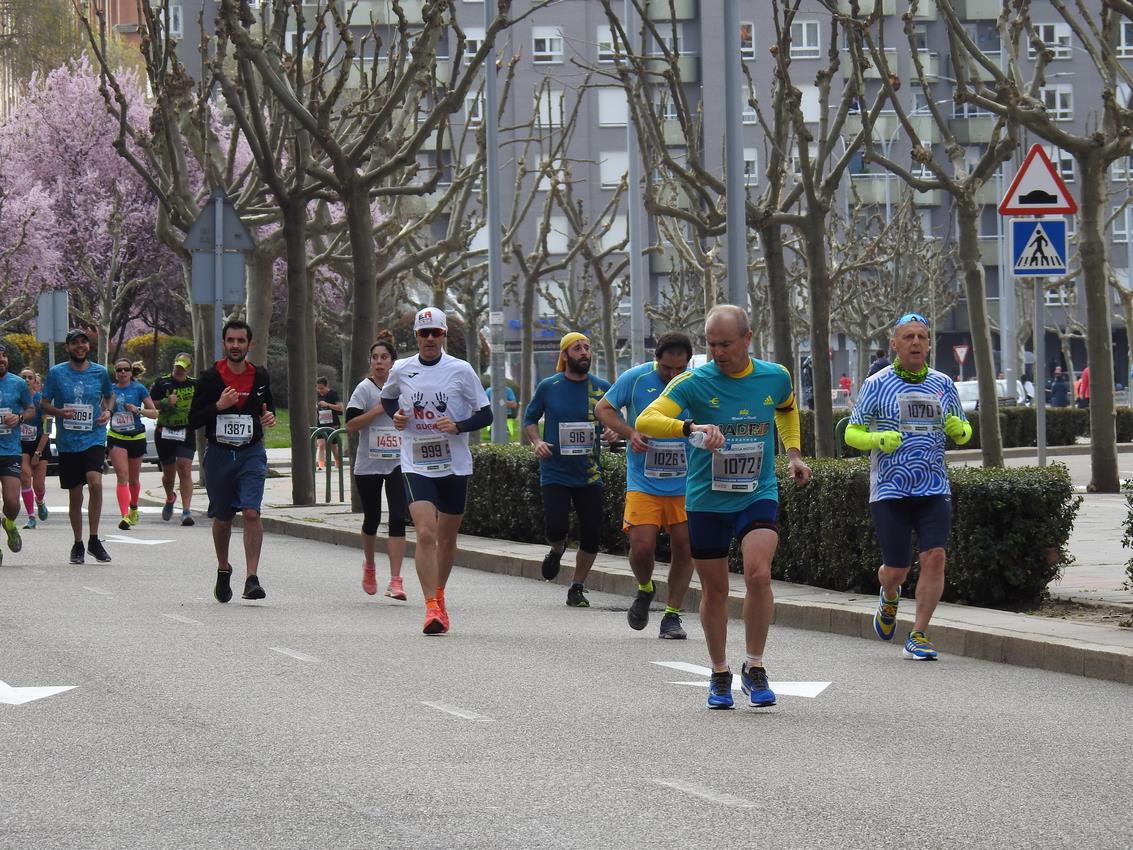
[46,416,159,472]
[954,379,1022,414]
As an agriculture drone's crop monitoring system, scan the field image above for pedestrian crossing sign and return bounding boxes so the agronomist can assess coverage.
[1010,218,1067,277]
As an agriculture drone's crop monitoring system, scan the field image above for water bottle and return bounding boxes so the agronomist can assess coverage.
[688,430,710,450]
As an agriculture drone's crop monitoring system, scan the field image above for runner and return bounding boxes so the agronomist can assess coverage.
[637,305,811,710]
[523,332,613,608]
[315,376,343,470]
[17,369,50,529]
[843,312,971,661]
[345,332,408,600]
[188,319,276,603]
[150,352,198,526]
[0,347,34,564]
[39,328,114,564]
[594,331,695,639]
[107,359,157,531]
[380,307,492,635]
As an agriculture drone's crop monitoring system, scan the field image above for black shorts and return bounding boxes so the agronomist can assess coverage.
[58,446,106,490]
[21,441,50,459]
[156,435,195,465]
[869,494,952,569]
[541,483,604,554]
[403,472,469,516]
[108,435,146,459]
[0,455,21,479]
[355,469,408,537]
[687,499,779,560]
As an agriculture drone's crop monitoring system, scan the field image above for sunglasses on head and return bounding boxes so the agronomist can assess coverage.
[895,312,929,328]
[417,328,445,338]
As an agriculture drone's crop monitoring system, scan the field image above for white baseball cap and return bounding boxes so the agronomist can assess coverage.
[414,307,448,332]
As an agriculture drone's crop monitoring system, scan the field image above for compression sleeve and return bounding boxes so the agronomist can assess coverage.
[636,395,686,439]
[844,422,876,451]
[381,397,400,418]
[457,405,493,433]
[774,404,802,452]
[345,407,365,424]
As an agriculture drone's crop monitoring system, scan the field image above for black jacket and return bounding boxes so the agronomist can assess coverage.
[188,362,274,448]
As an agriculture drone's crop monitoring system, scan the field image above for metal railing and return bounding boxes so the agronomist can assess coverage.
[310,426,347,503]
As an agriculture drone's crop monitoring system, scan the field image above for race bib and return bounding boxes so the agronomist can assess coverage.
[0,408,9,436]
[216,413,253,446]
[412,434,452,472]
[558,421,595,456]
[644,440,688,479]
[711,442,764,493]
[20,422,37,441]
[318,408,334,425]
[162,427,187,442]
[368,426,401,461]
[63,403,94,432]
[897,393,943,434]
[111,410,138,432]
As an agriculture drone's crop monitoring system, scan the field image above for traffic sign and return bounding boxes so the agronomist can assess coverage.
[953,344,969,365]
[1011,218,1067,276]
[998,144,1078,215]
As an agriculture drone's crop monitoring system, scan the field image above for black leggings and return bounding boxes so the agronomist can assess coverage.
[541,483,604,555]
[355,470,408,537]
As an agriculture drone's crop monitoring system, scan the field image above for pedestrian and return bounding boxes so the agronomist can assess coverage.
[0,346,34,564]
[595,330,696,640]
[39,329,114,564]
[868,350,891,378]
[843,312,972,661]
[188,319,276,603]
[1076,364,1090,409]
[345,332,408,601]
[150,352,199,525]
[380,307,492,634]
[637,305,812,709]
[484,382,519,441]
[523,331,614,608]
[17,369,50,529]
[315,376,344,469]
[1048,366,1070,408]
[107,359,157,531]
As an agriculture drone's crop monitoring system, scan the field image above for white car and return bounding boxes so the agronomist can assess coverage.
[954,379,1023,413]
[47,416,159,467]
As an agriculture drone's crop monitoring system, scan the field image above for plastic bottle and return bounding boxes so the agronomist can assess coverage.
[688,430,711,450]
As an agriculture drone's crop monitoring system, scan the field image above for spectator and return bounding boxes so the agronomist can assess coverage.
[1076,365,1090,409]
[838,373,852,395]
[1048,366,1070,408]
[867,350,891,378]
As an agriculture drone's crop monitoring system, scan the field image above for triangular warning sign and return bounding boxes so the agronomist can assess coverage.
[999,144,1078,215]
[1013,221,1064,270]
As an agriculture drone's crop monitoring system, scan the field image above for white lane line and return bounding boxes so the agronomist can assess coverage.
[652,661,831,698]
[652,660,710,676]
[269,646,321,663]
[652,779,756,808]
[160,613,203,626]
[420,701,494,722]
[82,586,113,596]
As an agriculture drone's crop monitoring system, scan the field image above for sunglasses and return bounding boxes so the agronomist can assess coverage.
[115,367,132,373]
[895,312,930,327]
[416,328,445,338]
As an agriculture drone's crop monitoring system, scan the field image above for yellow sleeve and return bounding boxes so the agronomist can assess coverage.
[774,404,801,452]
[636,395,687,439]
[844,422,876,451]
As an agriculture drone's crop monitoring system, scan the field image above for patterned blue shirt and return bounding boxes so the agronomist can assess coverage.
[849,366,965,502]
[0,373,33,456]
[42,362,113,453]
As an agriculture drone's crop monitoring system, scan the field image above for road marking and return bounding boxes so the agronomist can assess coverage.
[651,661,831,698]
[0,680,77,706]
[101,535,174,546]
[269,647,321,663]
[652,779,756,808]
[160,613,203,626]
[82,586,113,596]
[420,701,494,722]
[21,567,46,575]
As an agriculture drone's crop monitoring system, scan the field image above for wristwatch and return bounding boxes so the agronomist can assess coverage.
[682,420,694,436]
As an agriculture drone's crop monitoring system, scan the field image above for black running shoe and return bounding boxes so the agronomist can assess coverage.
[69,541,85,564]
[242,574,266,600]
[118,518,131,531]
[181,513,195,527]
[87,537,112,563]
[627,584,656,631]
[566,584,589,608]
[214,567,233,603]
[161,500,174,522]
[541,548,563,580]
[658,611,687,640]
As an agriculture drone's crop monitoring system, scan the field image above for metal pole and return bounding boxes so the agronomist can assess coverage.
[485,3,507,443]
[626,0,646,365]
[1034,277,1046,466]
[212,189,224,362]
[722,0,748,311]
[997,169,1017,391]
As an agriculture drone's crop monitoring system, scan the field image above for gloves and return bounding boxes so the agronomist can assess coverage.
[944,414,972,445]
[872,430,903,454]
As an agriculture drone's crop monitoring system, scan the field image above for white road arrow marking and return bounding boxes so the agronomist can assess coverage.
[0,680,77,705]
[101,535,174,546]
[269,647,320,663]
[421,701,494,722]
[652,661,831,698]
[653,779,756,808]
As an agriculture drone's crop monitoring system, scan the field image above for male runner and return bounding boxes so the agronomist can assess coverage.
[150,352,198,525]
[188,320,276,602]
[524,332,613,608]
[40,329,114,564]
[638,305,811,710]
[381,307,492,635]
[595,331,695,639]
[0,345,34,564]
[844,312,971,661]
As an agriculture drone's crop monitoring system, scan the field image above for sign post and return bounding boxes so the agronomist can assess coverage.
[35,290,70,368]
[952,343,969,380]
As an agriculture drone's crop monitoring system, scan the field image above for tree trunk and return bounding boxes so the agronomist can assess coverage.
[599,278,617,380]
[246,247,275,366]
[283,202,315,506]
[956,203,1004,466]
[803,211,835,457]
[761,224,795,372]
[519,277,536,444]
[343,180,377,395]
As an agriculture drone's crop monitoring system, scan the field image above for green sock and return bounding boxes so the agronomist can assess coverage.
[2,517,14,531]
[638,580,654,593]
[665,606,680,615]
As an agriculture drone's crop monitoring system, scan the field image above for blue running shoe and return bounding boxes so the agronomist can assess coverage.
[874,587,901,641]
[161,499,175,522]
[37,500,48,521]
[707,671,734,710]
[740,664,776,707]
[902,630,938,660]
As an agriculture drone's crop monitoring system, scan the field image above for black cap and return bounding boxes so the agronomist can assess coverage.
[65,328,90,343]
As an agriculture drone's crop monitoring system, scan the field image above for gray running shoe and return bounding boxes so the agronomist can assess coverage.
[658,611,687,640]
[627,584,656,630]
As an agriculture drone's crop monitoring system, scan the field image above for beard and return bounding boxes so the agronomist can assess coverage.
[566,353,591,374]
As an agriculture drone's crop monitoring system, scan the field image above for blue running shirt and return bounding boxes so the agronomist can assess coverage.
[0,373,33,456]
[108,380,151,439]
[602,361,689,497]
[524,373,611,487]
[849,366,965,502]
[42,362,113,453]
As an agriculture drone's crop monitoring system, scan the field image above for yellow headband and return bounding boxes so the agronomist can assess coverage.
[556,332,589,372]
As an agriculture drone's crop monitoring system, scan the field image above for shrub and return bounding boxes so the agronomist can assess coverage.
[1115,408,1133,443]
[1,333,45,372]
[956,406,1086,450]
[121,334,195,376]
[799,407,854,457]
[265,338,290,408]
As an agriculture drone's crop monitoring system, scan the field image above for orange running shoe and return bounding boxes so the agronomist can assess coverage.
[436,587,450,631]
[362,563,377,596]
[423,600,446,635]
[385,576,407,600]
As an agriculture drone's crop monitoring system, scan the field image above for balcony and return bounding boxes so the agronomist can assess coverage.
[836,0,896,14]
[661,118,691,146]
[843,113,939,145]
[848,174,893,205]
[861,48,898,79]
[914,51,939,83]
[913,188,941,206]
[974,182,1001,206]
[913,0,938,19]
[978,236,1001,265]
[642,0,698,21]
[950,116,997,144]
[643,55,700,84]
[953,0,999,19]
[350,0,424,25]
[649,244,681,274]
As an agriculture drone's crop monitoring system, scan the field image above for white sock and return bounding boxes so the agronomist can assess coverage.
[744,654,764,670]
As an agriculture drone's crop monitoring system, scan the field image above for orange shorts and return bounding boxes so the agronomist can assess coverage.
[623,491,688,532]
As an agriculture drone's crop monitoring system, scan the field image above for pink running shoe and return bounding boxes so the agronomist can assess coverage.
[385,575,407,601]
[362,563,377,596]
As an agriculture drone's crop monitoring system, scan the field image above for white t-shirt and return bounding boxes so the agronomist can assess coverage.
[380,352,489,477]
[347,378,401,477]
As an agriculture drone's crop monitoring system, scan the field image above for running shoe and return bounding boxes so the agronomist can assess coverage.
[127,507,139,526]
[874,587,901,641]
[362,563,377,595]
[541,548,563,580]
[627,583,656,631]
[118,517,131,531]
[658,611,687,640]
[242,574,266,600]
[214,567,233,603]
[423,600,446,635]
[161,500,174,522]
[902,630,939,660]
[24,516,36,530]
[69,541,85,564]
[181,512,195,527]
[3,518,21,553]
[707,671,735,709]
[385,576,407,601]
[566,584,589,608]
[37,500,48,521]
[87,537,111,563]
[740,664,777,707]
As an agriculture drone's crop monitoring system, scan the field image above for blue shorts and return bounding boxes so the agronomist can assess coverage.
[869,494,952,568]
[403,472,469,516]
[687,499,779,560]
[203,442,268,521]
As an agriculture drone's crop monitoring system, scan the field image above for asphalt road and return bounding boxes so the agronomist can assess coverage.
[2,496,1131,849]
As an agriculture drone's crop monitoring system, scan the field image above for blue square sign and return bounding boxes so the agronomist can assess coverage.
[1010,218,1067,277]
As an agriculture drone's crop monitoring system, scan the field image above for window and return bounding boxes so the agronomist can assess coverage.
[600,151,629,189]
[954,99,992,118]
[464,153,482,191]
[741,92,756,125]
[654,95,679,121]
[1113,207,1131,243]
[1045,284,1075,306]
[597,25,620,63]
[790,20,820,60]
[465,93,484,127]
[1121,21,1133,59]
[1045,145,1074,183]
[546,216,570,254]
[533,26,564,64]
[913,144,933,179]
[169,2,183,38]
[912,24,929,52]
[1040,85,1073,121]
[740,21,754,59]
[535,88,563,128]
[799,85,821,123]
[600,215,628,252]
[1112,156,1133,181]
[743,148,759,186]
[464,27,485,56]
[598,88,629,127]
[1029,23,1071,60]
[650,23,685,55]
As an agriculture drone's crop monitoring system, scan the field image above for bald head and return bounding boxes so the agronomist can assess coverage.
[704,304,753,376]
[705,304,750,337]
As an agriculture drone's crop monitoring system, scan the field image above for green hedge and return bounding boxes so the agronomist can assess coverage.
[467,446,1080,606]
[949,407,1086,450]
